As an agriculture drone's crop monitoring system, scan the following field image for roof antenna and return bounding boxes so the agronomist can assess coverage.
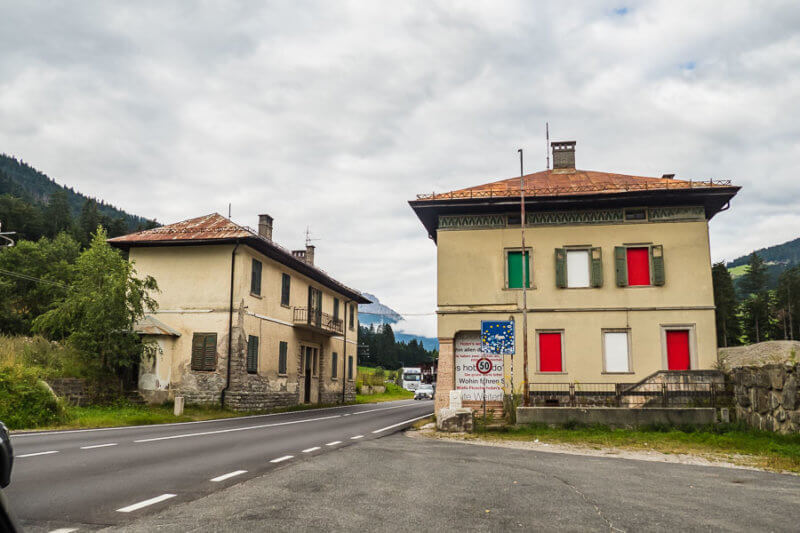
[228,203,231,219]
[305,226,321,246]
[545,122,550,170]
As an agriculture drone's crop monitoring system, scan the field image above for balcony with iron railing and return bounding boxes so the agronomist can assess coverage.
[292,307,344,336]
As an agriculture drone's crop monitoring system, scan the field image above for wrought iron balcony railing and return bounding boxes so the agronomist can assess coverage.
[292,307,344,336]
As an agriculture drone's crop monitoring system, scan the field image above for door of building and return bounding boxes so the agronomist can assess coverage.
[666,330,691,370]
[304,347,312,403]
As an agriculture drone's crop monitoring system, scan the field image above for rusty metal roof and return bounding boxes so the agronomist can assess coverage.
[415,169,734,201]
[109,213,370,304]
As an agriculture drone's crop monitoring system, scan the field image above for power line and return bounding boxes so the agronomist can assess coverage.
[0,268,67,288]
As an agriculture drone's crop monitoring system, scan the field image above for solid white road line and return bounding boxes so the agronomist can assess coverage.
[210,470,247,482]
[302,446,321,453]
[134,414,342,443]
[326,440,342,446]
[12,400,419,438]
[116,493,176,513]
[372,413,434,434]
[17,450,59,458]
[351,435,364,440]
[80,442,118,449]
[270,455,294,463]
[48,528,78,533]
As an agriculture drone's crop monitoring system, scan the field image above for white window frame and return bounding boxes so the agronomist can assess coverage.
[535,329,566,374]
[601,329,633,374]
[659,324,698,370]
[565,247,591,289]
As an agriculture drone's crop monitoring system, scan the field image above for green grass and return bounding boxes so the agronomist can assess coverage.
[356,382,414,404]
[471,423,800,473]
[16,400,355,432]
[728,264,748,278]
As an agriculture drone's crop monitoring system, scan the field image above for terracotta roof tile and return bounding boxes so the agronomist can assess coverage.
[415,169,733,201]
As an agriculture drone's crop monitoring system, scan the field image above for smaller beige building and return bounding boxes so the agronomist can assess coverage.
[109,213,370,409]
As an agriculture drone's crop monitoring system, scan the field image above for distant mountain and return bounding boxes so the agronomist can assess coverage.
[359,293,438,351]
[0,154,154,230]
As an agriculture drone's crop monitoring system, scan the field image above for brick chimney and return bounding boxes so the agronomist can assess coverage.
[551,141,576,170]
[258,214,273,241]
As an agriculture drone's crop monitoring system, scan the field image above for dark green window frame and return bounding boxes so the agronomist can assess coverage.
[506,249,531,289]
[191,333,217,371]
[251,259,262,295]
[347,355,354,380]
[614,244,665,287]
[555,247,603,288]
[281,273,291,306]
[278,341,288,375]
[332,352,338,379]
[246,335,259,374]
[349,304,355,330]
[333,298,340,321]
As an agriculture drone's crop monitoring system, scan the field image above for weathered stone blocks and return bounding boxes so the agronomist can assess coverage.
[731,364,799,434]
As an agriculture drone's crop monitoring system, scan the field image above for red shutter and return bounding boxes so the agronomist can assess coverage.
[539,332,562,372]
[666,330,691,370]
[626,247,651,286]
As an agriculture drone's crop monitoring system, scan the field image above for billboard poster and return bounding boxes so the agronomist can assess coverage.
[454,331,504,402]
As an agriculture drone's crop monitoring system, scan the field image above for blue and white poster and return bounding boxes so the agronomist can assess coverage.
[481,320,515,355]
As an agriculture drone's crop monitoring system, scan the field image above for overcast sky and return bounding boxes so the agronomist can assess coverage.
[1,1,799,338]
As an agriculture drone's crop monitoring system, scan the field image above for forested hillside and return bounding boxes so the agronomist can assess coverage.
[0,154,156,243]
[726,236,800,294]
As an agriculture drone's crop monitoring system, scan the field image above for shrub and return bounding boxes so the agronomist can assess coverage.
[0,364,70,429]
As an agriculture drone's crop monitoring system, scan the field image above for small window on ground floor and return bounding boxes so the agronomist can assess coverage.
[537,331,563,372]
[278,341,288,375]
[603,330,630,373]
[191,333,217,371]
[246,335,259,374]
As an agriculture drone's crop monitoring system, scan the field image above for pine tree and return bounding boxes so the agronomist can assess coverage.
[712,262,740,347]
[77,199,101,247]
[740,252,772,343]
[776,266,800,340]
[45,189,73,238]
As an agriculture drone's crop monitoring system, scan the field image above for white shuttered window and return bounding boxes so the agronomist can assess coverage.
[566,250,590,288]
[604,331,630,373]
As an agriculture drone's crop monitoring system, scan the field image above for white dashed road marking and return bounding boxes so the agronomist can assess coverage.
[325,441,342,446]
[210,470,247,482]
[81,443,118,449]
[351,435,364,440]
[116,494,176,513]
[270,455,294,463]
[48,528,78,533]
[17,450,59,458]
[372,413,433,434]
[302,447,321,453]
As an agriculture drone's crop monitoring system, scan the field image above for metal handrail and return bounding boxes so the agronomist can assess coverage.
[293,307,344,335]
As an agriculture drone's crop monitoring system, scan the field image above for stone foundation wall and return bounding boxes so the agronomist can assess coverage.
[731,364,799,433]
[47,378,89,406]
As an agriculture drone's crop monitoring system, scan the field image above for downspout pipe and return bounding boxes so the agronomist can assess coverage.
[221,239,241,408]
[342,300,350,404]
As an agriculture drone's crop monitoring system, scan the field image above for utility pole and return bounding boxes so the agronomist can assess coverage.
[518,149,529,407]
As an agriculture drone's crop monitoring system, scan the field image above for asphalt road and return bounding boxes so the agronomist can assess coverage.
[109,432,800,533]
[5,399,434,532]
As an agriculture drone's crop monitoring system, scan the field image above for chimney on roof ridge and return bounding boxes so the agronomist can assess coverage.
[551,141,576,170]
[305,244,315,266]
[662,173,675,179]
[258,214,273,241]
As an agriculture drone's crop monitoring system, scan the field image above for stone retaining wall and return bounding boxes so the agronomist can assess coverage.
[731,364,799,433]
[47,378,89,406]
[516,407,717,429]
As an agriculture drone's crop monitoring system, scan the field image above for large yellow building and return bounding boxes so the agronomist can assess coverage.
[109,213,369,409]
[410,142,740,412]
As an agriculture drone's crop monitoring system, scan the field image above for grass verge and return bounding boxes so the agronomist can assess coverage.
[467,423,800,473]
[15,400,355,432]
[356,382,414,404]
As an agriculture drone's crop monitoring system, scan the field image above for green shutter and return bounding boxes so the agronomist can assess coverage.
[251,260,262,295]
[278,341,288,375]
[281,274,291,306]
[332,352,338,378]
[191,334,205,370]
[590,247,603,287]
[554,248,567,288]
[651,244,665,286]
[203,334,217,371]
[614,246,628,287]
[246,335,258,374]
[507,251,530,288]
